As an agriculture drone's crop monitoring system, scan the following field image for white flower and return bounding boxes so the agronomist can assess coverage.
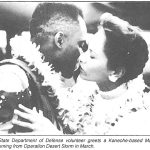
[10,33,63,96]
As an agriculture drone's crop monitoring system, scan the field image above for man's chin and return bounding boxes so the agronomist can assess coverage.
[61,73,73,79]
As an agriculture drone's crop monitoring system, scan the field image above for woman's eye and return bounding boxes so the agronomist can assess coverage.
[78,41,88,52]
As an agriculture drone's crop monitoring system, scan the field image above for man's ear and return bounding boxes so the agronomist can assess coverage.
[108,67,125,82]
[54,31,64,48]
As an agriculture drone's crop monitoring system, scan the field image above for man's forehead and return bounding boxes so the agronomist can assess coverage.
[78,16,87,35]
[67,18,87,43]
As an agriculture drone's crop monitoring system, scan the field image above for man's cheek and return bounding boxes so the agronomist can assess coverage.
[72,49,80,62]
[65,49,80,64]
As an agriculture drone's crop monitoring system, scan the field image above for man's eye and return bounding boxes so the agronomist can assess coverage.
[78,41,88,52]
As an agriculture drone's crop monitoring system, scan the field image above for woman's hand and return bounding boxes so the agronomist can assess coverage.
[12,104,62,135]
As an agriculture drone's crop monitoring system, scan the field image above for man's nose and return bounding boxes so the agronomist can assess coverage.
[78,47,84,55]
[79,52,88,64]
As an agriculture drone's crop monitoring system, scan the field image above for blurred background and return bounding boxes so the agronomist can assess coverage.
[0,1,150,84]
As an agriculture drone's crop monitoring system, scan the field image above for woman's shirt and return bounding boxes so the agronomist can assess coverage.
[60,75,150,135]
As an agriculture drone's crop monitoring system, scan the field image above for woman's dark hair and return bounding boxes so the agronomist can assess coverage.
[100,13,149,83]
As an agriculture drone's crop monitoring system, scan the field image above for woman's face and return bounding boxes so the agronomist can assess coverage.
[79,27,110,84]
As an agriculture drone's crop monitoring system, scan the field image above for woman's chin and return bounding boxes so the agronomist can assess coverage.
[79,67,87,76]
[79,73,91,82]
[79,74,98,83]
[79,73,87,80]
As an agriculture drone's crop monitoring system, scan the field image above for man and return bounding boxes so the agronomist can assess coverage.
[0,2,88,134]
[30,2,87,84]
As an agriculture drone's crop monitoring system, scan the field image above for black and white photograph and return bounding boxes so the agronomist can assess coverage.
[0,1,150,139]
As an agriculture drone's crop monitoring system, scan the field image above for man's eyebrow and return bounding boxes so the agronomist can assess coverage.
[78,40,88,46]
[78,40,86,44]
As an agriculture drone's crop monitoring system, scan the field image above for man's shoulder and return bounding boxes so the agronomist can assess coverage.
[0,63,29,92]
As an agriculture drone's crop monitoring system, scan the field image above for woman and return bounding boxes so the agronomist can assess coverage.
[77,12,150,134]
[11,13,150,135]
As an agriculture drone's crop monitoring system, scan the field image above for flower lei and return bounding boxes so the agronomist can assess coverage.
[58,79,99,134]
[79,75,150,135]
[10,33,65,98]
[58,75,150,135]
